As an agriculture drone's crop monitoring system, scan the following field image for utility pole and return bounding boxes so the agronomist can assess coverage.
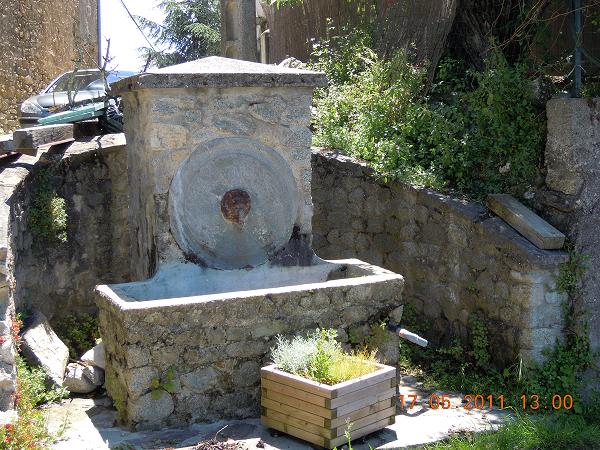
[220,0,258,61]
[573,0,582,98]
[97,0,102,68]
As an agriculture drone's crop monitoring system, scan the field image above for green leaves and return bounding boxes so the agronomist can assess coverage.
[137,0,220,69]
[265,0,303,8]
[150,366,177,400]
[28,169,68,243]
[311,34,545,199]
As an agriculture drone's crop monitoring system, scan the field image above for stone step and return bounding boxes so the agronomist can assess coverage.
[486,194,565,250]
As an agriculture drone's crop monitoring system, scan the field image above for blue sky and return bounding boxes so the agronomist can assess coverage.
[100,0,166,72]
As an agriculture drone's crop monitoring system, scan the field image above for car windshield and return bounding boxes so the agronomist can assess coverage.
[47,72,101,93]
[45,70,136,93]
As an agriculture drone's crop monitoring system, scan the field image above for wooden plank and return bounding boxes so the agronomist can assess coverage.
[263,408,334,439]
[261,415,326,448]
[486,194,565,250]
[330,365,396,398]
[13,124,74,156]
[332,406,396,438]
[327,416,395,448]
[261,365,334,398]
[262,364,395,399]
[261,397,327,427]
[330,379,393,409]
[335,387,396,417]
[329,398,394,428]
[262,377,328,407]
[262,388,334,419]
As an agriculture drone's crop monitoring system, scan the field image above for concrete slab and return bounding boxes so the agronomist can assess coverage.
[47,377,510,450]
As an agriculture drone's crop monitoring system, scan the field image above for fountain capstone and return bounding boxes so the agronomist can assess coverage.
[95,57,404,430]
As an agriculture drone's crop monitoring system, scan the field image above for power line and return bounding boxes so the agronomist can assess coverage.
[118,0,158,52]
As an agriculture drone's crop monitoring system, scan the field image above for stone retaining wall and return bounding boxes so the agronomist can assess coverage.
[311,149,569,366]
[5,135,130,321]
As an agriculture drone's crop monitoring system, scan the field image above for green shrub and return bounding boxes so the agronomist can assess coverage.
[15,356,69,407]
[0,357,69,449]
[54,314,100,359]
[426,54,546,198]
[311,32,546,200]
[270,329,379,385]
[312,43,442,189]
[428,413,600,450]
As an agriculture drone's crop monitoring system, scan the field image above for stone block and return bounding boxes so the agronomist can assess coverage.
[64,362,97,394]
[129,391,174,426]
[545,98,588,195]
[21,312,69,387]
[81,341,105,369]
[486,194,565,250]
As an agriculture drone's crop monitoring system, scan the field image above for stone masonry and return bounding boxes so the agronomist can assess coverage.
[5,135,131,320]
[535,97,600,361]
[98,262,404,430]
[96,58,406,429]
[311,150,569,366]
[116,58,322,279]
[0,0,98,133]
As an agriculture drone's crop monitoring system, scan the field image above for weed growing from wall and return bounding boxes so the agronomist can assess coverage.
[150,367,177,400]
[28,169,67,243]
[520,244,594,413]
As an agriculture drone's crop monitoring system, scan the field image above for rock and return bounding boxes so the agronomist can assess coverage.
[389,305,404,324]
[278,57,306,69]
[81,341,105,369]
[64,363,97,394]
[129,391,174,424]
[83,365,105,386]
[21,312,69,387]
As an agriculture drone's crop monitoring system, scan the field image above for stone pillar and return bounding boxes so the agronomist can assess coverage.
[220,0,258,61]
[536,97,600,357]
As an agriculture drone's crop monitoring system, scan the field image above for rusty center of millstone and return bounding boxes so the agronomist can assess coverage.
[221,189,251,225]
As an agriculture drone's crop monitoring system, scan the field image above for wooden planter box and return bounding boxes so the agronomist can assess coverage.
[260,364,397,448]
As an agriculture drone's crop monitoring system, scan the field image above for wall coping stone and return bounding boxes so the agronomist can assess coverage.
[312,148,569,269]
[112,56,327,93]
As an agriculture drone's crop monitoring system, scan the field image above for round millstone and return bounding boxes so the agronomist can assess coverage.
[169,137,299,269]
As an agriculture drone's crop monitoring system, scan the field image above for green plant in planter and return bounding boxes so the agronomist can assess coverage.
[271,328,379,385]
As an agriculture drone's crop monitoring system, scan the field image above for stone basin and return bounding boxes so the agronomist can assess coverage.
[95,258,404,430]
[100,257,392,303]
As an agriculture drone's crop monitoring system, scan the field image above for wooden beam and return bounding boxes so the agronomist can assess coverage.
[12,124,74,156]
[486,194,565,250]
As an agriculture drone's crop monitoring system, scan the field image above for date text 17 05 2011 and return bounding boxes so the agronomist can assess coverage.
[399,393,574,411]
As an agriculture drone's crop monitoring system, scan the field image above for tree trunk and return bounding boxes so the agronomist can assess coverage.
[446,0,552,69]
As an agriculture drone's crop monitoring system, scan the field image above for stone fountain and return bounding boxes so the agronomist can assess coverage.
[95,57,404,430]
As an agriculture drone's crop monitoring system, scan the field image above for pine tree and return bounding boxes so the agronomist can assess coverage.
[138,0,221,68]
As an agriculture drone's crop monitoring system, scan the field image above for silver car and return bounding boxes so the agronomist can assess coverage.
[18,69,135,127]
